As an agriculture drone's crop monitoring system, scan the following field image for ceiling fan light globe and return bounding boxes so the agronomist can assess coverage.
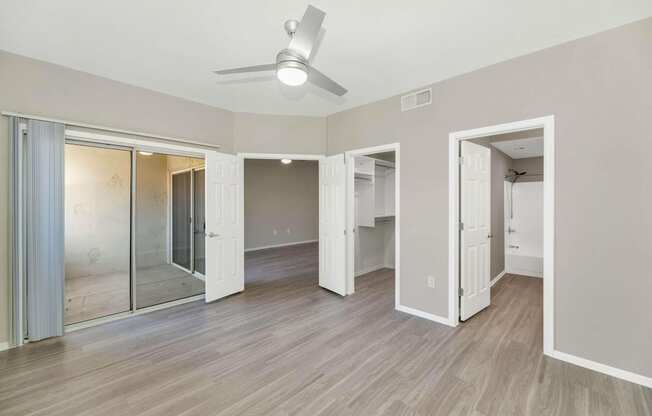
[276,62,308,86]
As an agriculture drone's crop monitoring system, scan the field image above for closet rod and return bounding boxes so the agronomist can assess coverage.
[2,110,221,150]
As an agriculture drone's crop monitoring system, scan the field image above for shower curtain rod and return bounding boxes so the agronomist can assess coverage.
[2,110,221,150]
[505,172,543,178]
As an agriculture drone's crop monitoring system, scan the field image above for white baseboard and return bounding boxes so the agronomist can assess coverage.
[244,239,318,253]
[490,270,507,287]
[0,342,10,352]
[396,304,455,327]
[548,349,652,388]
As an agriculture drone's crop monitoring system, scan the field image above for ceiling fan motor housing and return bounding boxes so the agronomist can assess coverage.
[276,49,308,73]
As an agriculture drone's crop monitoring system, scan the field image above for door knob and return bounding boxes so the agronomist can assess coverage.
[206,232,219,238]
[487,234,493,239]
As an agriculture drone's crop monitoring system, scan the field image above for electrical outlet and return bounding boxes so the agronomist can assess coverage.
[427,276,436,289]
[273,229,278,235]
[286,228,291,234]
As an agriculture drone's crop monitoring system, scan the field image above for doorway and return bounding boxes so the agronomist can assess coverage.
[448,116,555,355]
[345,143,400,307]
[238,153,322,290]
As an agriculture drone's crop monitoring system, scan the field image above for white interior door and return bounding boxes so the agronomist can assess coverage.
[204,151,244,302]
[319,154,347,295]
[460,141,491,320]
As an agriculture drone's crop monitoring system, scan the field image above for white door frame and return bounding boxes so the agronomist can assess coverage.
[236,152,325,286]
[448,115,555,356]
[344,143,400,308]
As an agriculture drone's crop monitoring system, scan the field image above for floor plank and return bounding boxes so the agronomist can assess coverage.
[1,242,650,416]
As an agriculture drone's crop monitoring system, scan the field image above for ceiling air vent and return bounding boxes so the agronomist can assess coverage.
[401,88,432,112]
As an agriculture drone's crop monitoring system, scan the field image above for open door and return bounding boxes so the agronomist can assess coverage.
[319,154,347,295]
[460,141,491,320]
[204,151,244,302]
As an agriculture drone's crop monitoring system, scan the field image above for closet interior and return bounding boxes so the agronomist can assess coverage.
[353,152,396,277]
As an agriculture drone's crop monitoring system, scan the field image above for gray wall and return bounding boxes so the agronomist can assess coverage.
[244,159,319,250]
[326,18,652,377]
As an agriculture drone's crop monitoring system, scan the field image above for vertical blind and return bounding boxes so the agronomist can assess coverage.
[11,117,66,342]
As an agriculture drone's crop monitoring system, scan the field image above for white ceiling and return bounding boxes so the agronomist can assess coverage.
[492,137,543,159]
[1,1,651,116]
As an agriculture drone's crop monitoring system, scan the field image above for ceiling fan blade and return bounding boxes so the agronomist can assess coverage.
[214,64,276,75]
[308,66,347,96]
[288,5,325,60]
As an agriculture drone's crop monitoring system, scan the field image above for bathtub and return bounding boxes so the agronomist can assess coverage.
[505,181,543,278]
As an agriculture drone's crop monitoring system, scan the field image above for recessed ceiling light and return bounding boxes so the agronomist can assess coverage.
[139,151,153,156]
[281,158,292,165]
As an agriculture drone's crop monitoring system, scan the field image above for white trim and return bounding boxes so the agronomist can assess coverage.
[65,294,205,333]
[244,239,318,253]
[549,349,652,389]
[3,110,221,149]
[395,305,454,327]
[490,270,506,287]
[449,116,555,356]
[344,143,400,312]
[0,342,10,352]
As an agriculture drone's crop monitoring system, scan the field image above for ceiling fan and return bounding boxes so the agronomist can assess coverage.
[214,5,347,96]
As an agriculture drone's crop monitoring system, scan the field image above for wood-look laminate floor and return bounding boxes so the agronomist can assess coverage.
[65,264,205,324]
[2,242,650,416]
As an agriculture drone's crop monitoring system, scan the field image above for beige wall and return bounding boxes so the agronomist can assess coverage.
[233,112,326,155]
[244,159,318,250]
[327,17,652,377]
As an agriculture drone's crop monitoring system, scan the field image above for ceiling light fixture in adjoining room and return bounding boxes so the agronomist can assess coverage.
[281,158,292,165]
[139,151,153,156]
